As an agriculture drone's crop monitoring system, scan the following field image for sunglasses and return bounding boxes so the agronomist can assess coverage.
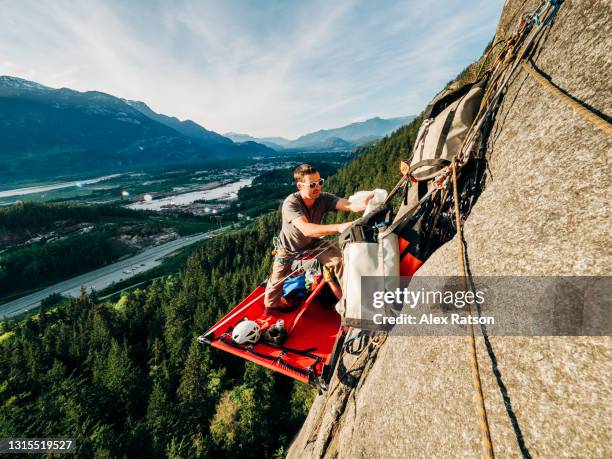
[302,178,325,189]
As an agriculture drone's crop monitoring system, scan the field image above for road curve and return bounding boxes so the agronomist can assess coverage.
[0,231,217,319]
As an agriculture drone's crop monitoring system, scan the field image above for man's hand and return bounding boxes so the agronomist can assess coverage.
[337,221,353,234]
[336,195,374,213]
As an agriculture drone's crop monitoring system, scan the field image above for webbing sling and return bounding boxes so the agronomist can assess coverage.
[434,108,457,158]
[381,184,438,236]
[219,333,322,380]
[411,158,452,180]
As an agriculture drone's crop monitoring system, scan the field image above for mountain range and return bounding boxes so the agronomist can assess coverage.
[224,115,415,151]
[0,75,414,183]
[0,76,274,182]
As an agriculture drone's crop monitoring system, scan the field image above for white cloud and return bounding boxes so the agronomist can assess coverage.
[0,0,504,138]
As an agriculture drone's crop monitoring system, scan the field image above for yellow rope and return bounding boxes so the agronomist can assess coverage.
[522,60,612,135]
[451,159,495,459]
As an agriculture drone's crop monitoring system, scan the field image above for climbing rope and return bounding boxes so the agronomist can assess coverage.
[521,59,612,134]
[436,4,573,457]
[452,158,495,459]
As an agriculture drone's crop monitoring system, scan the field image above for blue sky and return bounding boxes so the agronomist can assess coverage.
[0,0,504,138]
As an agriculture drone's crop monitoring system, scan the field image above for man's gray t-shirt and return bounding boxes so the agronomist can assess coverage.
[279,192,340,252]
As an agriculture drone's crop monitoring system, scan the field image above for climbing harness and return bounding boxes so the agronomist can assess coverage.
[204,240,337,338]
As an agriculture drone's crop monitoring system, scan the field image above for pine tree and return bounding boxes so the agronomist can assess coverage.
[177,341,224,440]
[146,376,174,451]
[210,363,275,458]
[100,340,139,419]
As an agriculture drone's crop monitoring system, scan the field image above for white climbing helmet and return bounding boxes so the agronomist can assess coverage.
[232,320,261,345]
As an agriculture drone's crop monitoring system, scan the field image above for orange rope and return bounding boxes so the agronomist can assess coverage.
[452,158,495,459]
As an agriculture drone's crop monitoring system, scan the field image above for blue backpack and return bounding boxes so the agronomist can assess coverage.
[283,274,307,299]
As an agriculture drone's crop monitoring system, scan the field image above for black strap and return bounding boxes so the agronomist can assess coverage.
[399,244,413,260]
[411,158,452,169]
[382,175,408,206]
[412,119,432,165]
[411,158,451,179]
[218,334,322,378]
[262,341,321,361]
[434,109,457,158]
[383,185,437,234]
[418,180,428,201]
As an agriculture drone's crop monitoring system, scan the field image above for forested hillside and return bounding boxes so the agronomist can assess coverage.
[0,214,316,457]
[0,230,135,300]
[0,202,218,301]
[326,116,422,216]
[0,201,141,242]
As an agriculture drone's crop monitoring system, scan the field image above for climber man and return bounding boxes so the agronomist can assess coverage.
[264,163,373,312]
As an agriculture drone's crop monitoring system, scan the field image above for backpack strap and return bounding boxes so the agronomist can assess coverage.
[412,118,432,165]
[381,185,437,236]
[434,108,457,158]
[410,158,451,179]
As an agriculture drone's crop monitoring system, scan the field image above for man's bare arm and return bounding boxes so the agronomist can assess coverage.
[335,194,374,213]
[292,216,352,238]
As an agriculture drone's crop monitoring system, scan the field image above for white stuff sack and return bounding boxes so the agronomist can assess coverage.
[339,233,400,326]
[348,189,388,215]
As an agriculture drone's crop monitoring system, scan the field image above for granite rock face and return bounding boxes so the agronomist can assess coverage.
[288,1,611,457]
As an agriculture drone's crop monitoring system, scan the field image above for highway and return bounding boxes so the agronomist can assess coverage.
[0,231,217,319]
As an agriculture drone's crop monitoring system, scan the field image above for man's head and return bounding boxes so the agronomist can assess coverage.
[294,163,324,200]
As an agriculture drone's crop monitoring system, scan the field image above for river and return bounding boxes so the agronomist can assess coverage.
[127,178,253,211]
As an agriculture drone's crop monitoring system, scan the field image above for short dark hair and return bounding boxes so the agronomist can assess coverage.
[293,163,318,182]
